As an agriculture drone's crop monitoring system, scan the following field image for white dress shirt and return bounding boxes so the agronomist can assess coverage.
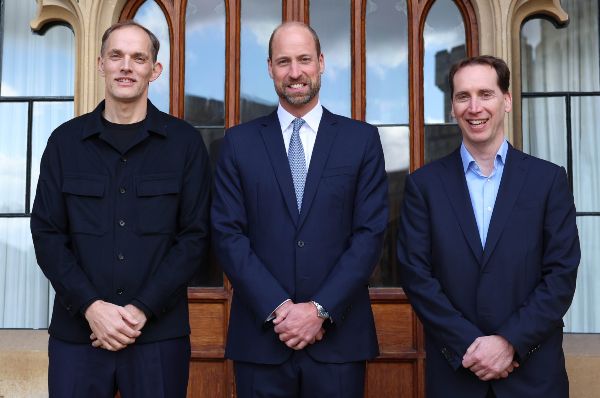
[277,101,323,169]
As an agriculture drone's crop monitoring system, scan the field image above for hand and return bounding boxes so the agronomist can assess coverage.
[85,300,140,351]
[273,302,325,350]
[123,304,148,332]
[462,335,519,381]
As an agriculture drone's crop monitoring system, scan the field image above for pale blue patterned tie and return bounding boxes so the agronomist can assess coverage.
[288,118,307,212]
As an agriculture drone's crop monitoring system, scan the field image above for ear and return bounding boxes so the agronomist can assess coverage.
[504,92,512,113]
[149,61,163,82]
[98,56,105,76]
[318,52,325,75]
[267,58,274,79]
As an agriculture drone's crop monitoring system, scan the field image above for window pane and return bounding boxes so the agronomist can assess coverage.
[240,0,280,122]
[369,125,409,287]
[134,0,171,113]
[571,96,600,212]
[310,0,351,117]
[564,216,600,332]
[423,0,465,163]
[521,97,567,169]
[30,101,74,208]
[365,0,408,124]
[521,0,599,93]
[0,218,49,328]
[0,1,74,96]
[0,102,27,213]
[184,0,225,127]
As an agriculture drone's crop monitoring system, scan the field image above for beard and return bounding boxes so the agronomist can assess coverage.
[275,74,321,106]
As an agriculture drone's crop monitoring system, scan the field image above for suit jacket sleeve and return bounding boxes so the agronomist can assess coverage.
[311,126,389,323]
[397,173,484,369]
[211,132,291,321]
[496,166,580,362]
[31,137,100,316]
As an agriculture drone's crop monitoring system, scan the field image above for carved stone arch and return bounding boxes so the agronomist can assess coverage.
[31,0,129,115]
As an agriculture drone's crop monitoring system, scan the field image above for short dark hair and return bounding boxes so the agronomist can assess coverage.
[449,55,510,97]
[268,22,321,60]
[100,20,160,62]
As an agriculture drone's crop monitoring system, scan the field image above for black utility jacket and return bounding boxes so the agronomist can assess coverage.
[31,100,211,343]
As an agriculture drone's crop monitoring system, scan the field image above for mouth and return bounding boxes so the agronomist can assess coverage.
[286,82,308,91]
[467,119,488,128]
[115,77,136,85]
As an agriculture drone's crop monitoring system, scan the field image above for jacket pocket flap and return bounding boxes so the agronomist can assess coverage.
[62,174,106,197]
[136,174,181,196]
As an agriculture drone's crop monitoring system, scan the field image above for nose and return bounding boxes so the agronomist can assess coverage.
[468,97,482,113]
[121,56,132,72]
[288,61,301,79]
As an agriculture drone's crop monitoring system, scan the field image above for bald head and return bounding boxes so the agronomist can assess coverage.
[268,22,321,60]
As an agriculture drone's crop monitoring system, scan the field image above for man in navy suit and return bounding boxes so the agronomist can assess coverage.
[397,55,580,398]
[211,22,388,397]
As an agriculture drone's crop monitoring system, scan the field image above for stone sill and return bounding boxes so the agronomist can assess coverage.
[0,331,599,397]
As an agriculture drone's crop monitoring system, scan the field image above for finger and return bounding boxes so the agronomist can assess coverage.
[465,338,480,356]
[92,339,102,348]
[90,333,96,340]
[118,307,139,326]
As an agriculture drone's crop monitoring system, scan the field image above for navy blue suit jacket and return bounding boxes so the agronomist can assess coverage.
[211,108,388,364]
[397,145,580,398]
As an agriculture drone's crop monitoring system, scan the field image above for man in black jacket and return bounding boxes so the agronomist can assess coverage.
[31,21,210,398]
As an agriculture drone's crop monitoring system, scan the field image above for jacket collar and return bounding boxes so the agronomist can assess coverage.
[81,99,168,140]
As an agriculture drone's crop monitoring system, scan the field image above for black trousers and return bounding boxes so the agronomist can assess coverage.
[48,336,190,398]
[234,350,366,398]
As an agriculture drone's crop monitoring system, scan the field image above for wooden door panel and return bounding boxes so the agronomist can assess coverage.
[372,301,418,354]
[366,361,419,398]
[187,360,229,397]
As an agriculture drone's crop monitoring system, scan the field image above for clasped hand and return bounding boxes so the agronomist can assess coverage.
[272,301,325,350]
[85,301,147,351]
[462,335,519,381]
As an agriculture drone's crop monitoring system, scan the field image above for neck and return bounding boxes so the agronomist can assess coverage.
[103,98,148,124]
[464,138,504,176]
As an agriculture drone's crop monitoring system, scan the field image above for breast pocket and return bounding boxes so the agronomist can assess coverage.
[62,174,108,235]
[135,173,181,234]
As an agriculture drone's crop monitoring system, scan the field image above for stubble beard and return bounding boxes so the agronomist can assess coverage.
[276,74,321,106]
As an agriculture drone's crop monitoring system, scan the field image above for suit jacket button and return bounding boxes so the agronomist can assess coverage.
[297,240,305,248]
[116,288,124,295]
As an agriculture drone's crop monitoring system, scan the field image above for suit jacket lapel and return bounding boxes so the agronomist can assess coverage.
[440,149,484,262]
[482,145,528,267]
[297,108,338,229]
[259,111,299,225]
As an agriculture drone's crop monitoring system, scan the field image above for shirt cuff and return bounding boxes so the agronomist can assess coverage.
[266,299,292,322]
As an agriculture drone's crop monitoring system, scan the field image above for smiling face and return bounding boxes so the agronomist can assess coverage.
[451,64,512,152]
[268,24,324,117]
[98,25,162,107]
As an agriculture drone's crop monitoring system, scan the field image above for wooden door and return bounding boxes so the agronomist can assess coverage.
[121,1,478,396]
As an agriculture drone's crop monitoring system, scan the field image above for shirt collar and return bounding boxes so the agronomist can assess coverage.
[277,101,323,133]
[81,99,168,140]
[460,139,508,174]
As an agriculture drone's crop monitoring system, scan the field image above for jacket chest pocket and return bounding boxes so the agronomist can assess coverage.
[62,174,108,235]
[135,173,181,234]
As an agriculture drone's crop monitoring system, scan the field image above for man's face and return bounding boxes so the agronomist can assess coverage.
[98,26,162,106]
[451,64,512,150]
[268,25,324,116]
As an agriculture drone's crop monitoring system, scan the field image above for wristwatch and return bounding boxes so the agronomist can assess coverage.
[311,301,330,320]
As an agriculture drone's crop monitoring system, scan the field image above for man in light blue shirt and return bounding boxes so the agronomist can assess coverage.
[398,56,580,398]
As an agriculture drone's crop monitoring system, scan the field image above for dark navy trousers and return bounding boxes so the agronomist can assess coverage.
[48,336,190,398]
[234,350,366,398]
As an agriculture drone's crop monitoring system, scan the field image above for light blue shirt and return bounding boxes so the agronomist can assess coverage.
[460,140,508,248]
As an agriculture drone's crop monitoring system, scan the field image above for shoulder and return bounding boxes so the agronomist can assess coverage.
[224,113,274,142]
[48,112,91,143]
[508,146,562,173]
[325,110,378,135]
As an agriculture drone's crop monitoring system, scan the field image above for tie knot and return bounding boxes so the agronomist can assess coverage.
[292,118,305,133]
